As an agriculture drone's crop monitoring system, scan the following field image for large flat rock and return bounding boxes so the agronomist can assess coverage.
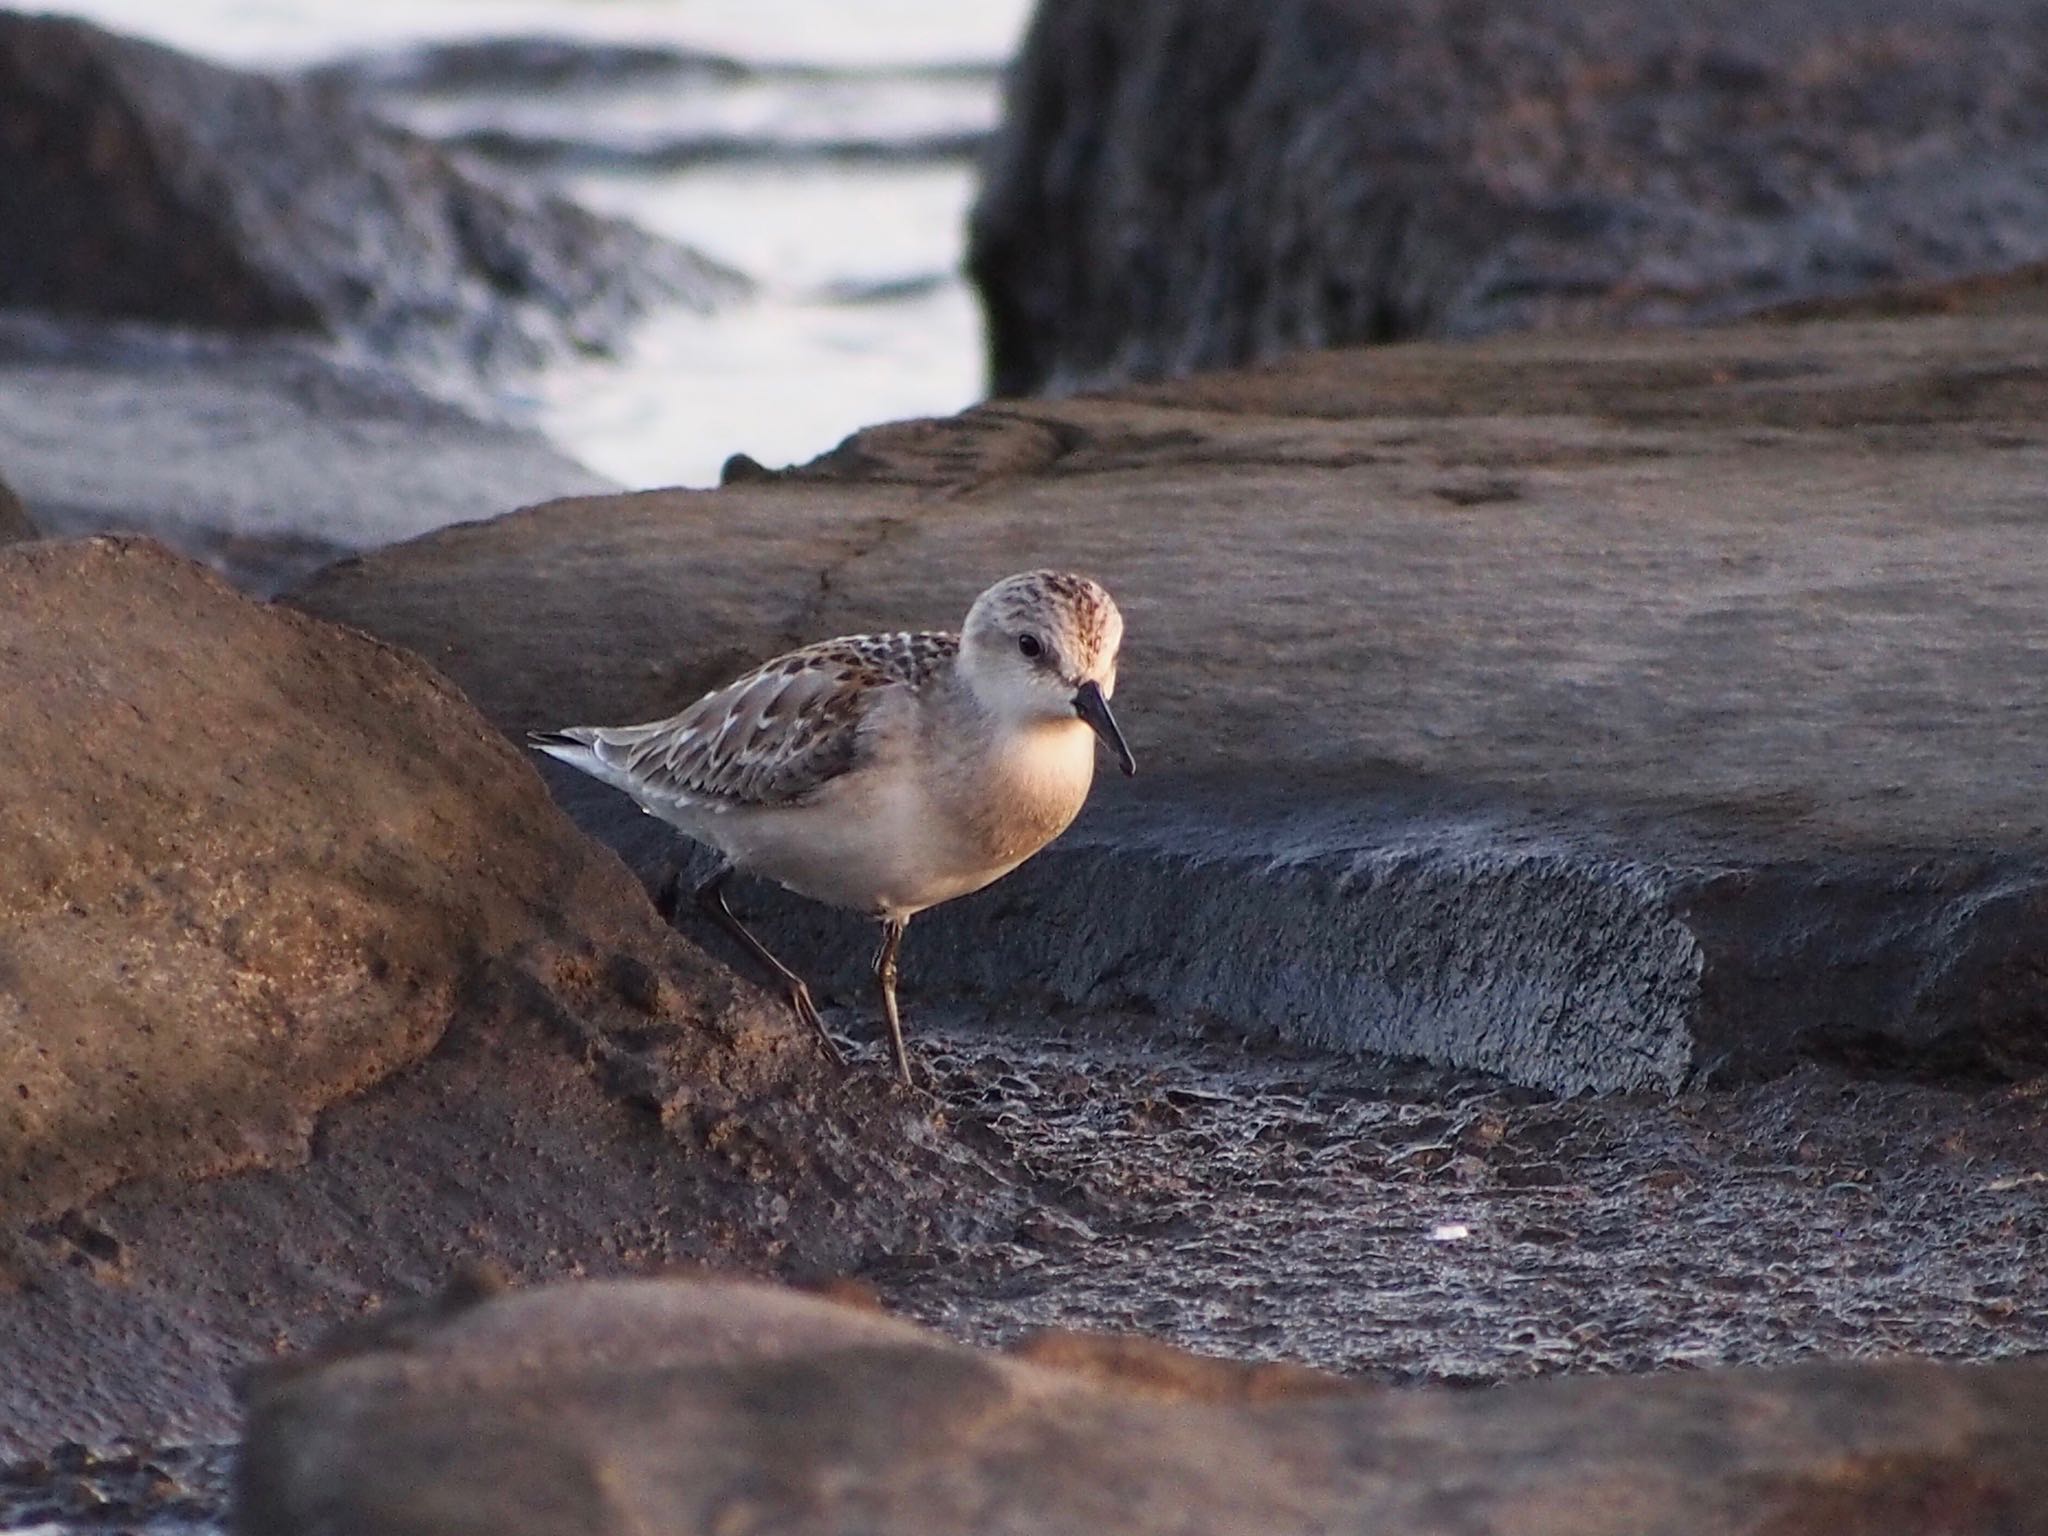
[973,0,2048,393]
[291,310,2048,1094]
[0,538,978,1453]
[236,1273,2048,1535]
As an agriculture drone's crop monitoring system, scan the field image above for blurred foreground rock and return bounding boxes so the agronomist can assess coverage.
[237,1274,2048,1536]
[0,539,983,1453]
[0,14,742,378]
[972,0,2048,393]
[294,306,2048,1093]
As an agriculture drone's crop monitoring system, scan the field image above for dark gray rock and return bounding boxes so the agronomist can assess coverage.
[292,308,2048,1094]
[0,14,744,380]
[0,315,611,594]
[236,1274,2048,1536]
[972,0,2048,394]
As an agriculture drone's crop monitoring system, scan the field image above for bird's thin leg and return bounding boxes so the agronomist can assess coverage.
[693,866,844,1067]
[874,917,913,1087]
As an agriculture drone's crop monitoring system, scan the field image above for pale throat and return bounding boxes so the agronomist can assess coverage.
[1002,710,1097,804]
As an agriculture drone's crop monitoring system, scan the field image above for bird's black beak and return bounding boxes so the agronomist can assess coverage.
[1073,679,1136,777]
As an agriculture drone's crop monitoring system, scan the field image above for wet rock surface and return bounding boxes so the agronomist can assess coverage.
[0,315,611,594]
[899,1009,2048,1379]
[972,0,2048,393]
[235,1272,2048,1535]
[1,1441,230,1535]
[0,537,978,1456]
[292,308,2048,1092]
[0,14,742,379]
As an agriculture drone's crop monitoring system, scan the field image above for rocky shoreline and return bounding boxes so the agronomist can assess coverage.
[5,303,2046,1528]
[4,2,2048,1531]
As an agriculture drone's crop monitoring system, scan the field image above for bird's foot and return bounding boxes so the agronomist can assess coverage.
[889,1042,919,1092]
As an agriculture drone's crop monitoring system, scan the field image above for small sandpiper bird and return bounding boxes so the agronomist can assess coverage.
[530,571,1135,1085]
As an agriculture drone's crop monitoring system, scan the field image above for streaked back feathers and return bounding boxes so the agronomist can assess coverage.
[535,631,958,809]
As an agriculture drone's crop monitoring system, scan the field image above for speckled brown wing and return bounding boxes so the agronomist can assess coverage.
[577,631,959,809]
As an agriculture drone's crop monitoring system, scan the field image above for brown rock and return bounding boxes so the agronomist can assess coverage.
[1004,1328,1355,1403]
[289,309,2048,1093]
[235,1274,2048,1535]
[0,536,665,1223]
[0,537,981,1452]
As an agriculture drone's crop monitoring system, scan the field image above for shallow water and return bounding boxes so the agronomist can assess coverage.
[33,0,1032,488]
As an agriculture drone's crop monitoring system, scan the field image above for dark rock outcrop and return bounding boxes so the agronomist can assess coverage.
[292,307,2048,1094]
[236,1274,2048,1536]
[0,15,743,377]
[0,538,983,1452]
[971,0,2048,394]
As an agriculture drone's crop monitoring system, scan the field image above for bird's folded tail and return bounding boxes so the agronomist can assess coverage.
[528,724,680,802]
[528,726,606,776]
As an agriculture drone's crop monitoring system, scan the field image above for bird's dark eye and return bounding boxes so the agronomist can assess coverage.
[1017,634,1044,660]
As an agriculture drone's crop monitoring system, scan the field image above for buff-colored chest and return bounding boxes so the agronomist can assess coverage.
[939,716,1099,872]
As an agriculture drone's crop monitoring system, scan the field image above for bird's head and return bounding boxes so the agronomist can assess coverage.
[960,570,1134,776]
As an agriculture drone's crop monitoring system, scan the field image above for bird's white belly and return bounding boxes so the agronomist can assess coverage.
[732,788,959,915]
[661,720,1096,919]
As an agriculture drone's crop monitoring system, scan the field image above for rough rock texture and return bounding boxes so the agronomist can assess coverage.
[971,0,2048,393]
[0,314,612,594]
[0,14,742,377]
[236,1274,2048,1536]
[0,538,979,1454]
[292,308,2048,1094]
[0,468,31,542]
